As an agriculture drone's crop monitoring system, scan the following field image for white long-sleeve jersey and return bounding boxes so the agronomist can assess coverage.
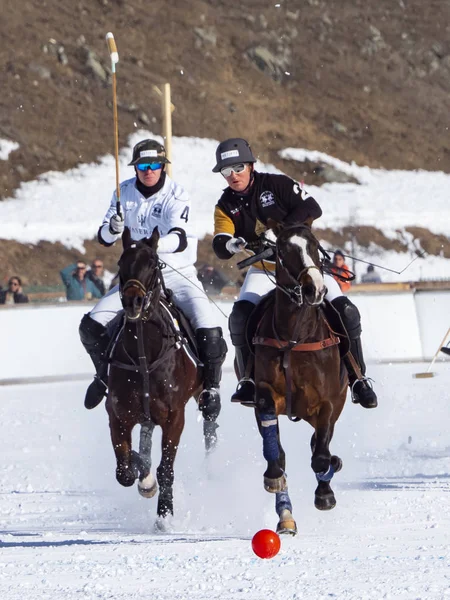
[99,175,197,273]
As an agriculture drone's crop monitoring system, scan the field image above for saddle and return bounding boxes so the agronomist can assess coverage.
[106,294,201,366]
[246,291,350,358]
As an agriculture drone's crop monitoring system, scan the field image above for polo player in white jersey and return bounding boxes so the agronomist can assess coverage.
[79,139,227,423]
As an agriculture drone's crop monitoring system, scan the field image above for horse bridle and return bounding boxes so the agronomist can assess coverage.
[119,262,163,321]
[262,224,323,307]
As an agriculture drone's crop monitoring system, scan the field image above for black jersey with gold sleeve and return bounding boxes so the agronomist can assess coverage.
[213,171,322,261]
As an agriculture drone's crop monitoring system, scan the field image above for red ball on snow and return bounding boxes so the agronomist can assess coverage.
[251,529,281,559]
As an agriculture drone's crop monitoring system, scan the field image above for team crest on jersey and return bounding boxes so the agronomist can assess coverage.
[152,205,162,218]
[138,214,146,227]
[260,191,275,207]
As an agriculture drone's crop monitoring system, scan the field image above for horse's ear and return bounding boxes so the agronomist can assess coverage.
[267,218,283,235]
[122,227,132,250]
[147,226,160,251]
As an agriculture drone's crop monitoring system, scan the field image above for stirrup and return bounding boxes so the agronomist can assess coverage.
[350,376,373,403]
[231,378,256,406]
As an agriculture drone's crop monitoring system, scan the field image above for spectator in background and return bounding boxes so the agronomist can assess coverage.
[60,261,103,301]
[331,250,351,293]
[86,259,106,296]
[361,264,382,284]
[197,264,229,294]
[0,276,29,304]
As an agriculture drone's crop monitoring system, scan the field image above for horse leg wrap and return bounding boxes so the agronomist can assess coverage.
[315,463,335,483]
[276,490,293,515]
[260,413,279,462]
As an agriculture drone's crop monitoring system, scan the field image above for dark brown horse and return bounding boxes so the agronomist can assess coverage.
[106,227,205,524]
[252,222,348,535]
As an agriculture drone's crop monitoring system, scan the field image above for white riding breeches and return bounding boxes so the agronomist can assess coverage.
[90,266,219,330]
[238,266,343,305]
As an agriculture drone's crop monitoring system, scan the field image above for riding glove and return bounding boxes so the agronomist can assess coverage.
[225,237,247,254]
[109,214,125,235]
[260,228,277,247]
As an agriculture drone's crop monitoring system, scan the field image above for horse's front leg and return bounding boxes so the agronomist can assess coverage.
[135,420,157,498]
[256,383,286,493]
[310,406,342,510]
[108,408,137,488]
[156,408,185,520]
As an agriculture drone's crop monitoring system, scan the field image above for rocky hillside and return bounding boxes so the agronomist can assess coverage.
[1,0,450,286]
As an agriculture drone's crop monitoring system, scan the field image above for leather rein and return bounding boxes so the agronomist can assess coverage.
[255,246,340,422]
[112,261,181,418]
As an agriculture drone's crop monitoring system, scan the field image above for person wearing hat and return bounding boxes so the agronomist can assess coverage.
[212,137,377,410]
[79,139,227,417]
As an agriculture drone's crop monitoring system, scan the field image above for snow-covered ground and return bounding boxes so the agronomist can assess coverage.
[0,139,19,161]
[1,360,450,599]
[0,132,449,281]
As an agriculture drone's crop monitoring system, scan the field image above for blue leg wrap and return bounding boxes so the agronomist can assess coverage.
[259,413,279,462]
[276,490,292,516]
[316,464,335,482]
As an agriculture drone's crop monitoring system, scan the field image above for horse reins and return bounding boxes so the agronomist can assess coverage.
[256,235,340,421]
[114,261,180,418]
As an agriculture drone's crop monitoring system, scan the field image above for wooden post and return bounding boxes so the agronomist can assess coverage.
[162,83,173,177]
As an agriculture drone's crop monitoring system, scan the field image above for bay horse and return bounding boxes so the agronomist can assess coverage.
[252,221,348,535]
[106,227,208,523]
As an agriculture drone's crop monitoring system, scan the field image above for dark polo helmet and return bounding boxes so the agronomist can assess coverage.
[128,139,171,166]
[212,138,256,172]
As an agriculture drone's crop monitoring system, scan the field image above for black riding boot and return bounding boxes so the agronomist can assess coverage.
[331,297,378,409]
[79,314,110,410]
[196,327,227,421]
[229,300,256,406]
[230,344,256,406]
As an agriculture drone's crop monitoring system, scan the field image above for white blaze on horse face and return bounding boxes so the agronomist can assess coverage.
[289,234,325,303]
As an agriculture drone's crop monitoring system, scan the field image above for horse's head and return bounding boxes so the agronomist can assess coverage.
[118,227,161,320]
[271,220,326,306]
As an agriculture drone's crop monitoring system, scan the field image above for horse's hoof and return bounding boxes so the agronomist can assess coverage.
[154,515,173,533]
[276,511,297,536]
[138,473,157,498]
[116,468,136,487]
[264,474,287,493]
[331,455,343,473]
[315,492,336,511]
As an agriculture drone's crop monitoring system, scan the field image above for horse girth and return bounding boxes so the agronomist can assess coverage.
[253,333,340,352]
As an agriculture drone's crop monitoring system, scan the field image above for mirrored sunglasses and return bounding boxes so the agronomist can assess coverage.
[220,163,247,177]
[136,162,163,172]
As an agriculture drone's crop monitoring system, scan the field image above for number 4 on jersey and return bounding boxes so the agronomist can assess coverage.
[180,206,190,222]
